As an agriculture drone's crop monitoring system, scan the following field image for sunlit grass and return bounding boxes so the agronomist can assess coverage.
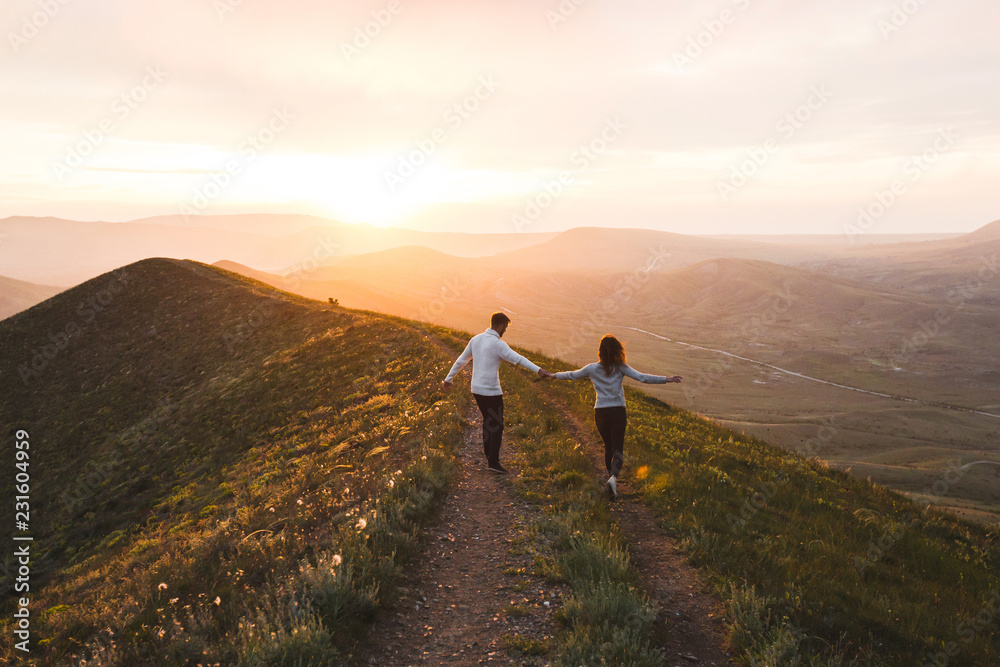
[4,260,997,665]
[0,262,470,664]
[495,365,663,665]
[533,350,1000,665]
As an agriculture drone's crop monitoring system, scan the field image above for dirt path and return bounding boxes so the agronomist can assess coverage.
[535,386,736,666]
[361,405,560,666]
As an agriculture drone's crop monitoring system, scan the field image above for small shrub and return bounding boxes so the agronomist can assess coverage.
[238,600,335,667]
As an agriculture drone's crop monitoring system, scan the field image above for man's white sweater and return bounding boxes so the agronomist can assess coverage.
[444,328,540,396]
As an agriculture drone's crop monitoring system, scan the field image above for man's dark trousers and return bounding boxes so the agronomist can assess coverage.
[473,393,504,467]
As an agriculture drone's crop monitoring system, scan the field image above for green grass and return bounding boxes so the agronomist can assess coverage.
[490,364,663,666]
[502,632,549,657]
[532,353,1000,666]
[0,260,470,664]
[4,259,998,665]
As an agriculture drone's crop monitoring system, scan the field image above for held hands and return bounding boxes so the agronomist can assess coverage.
[441,380,453,391]
[666,376,682,383]
[538,368,556,379]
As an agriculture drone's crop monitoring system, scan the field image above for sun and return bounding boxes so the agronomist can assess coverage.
[237,151,536,228]
[245,152,431,227]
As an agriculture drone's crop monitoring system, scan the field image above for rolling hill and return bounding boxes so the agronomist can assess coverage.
[489,226,834,274]
[809,219,1000,305]
[216,247,1000,527]
[1,258,997,664]
[962,218,1000,241]
[621,257,1000,363]
[0,258,471,663]
[219,248,1000,411]
[0,215,556,286]
[0,275,63,321]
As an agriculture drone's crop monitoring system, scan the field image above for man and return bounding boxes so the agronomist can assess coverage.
[442,312,554,473]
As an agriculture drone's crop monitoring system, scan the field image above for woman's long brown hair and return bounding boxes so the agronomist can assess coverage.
[598,335,626,376]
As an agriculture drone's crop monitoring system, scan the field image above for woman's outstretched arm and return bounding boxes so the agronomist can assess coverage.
[553,365,592,381]
[621,365,682,384]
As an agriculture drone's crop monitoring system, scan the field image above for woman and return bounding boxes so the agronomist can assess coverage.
[554,335,681,498]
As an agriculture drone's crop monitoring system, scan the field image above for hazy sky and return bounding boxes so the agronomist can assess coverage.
[2,0,998,234]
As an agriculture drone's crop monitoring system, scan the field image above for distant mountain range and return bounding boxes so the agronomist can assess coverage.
[3,213,996,309]
[0,274,63,320]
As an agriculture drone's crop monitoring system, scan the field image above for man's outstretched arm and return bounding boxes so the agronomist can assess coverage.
[498,341,553,379]
[442,341,473,390]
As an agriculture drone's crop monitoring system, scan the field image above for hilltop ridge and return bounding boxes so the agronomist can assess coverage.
[964,217,1000,240]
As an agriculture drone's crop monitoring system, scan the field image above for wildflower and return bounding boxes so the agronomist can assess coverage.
[170,598,179,604]
[332,554,343,566]
[357,518,367,529]
[214,597,221,606]
[388,479,395,488]
[158,583,168,591]
[296,498,303,505]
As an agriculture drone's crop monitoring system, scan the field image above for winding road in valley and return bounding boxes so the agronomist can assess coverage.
[508,310,1000,422]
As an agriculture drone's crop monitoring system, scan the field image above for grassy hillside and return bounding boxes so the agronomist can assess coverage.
[3,258,997,665]
[0,258,470,664]
[217,252,1000,527]
[533,366,1000,665]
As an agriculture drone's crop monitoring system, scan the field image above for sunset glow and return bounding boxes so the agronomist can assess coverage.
[3,0,999,233]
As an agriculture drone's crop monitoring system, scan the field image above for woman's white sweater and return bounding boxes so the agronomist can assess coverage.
[554,363,667,408]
